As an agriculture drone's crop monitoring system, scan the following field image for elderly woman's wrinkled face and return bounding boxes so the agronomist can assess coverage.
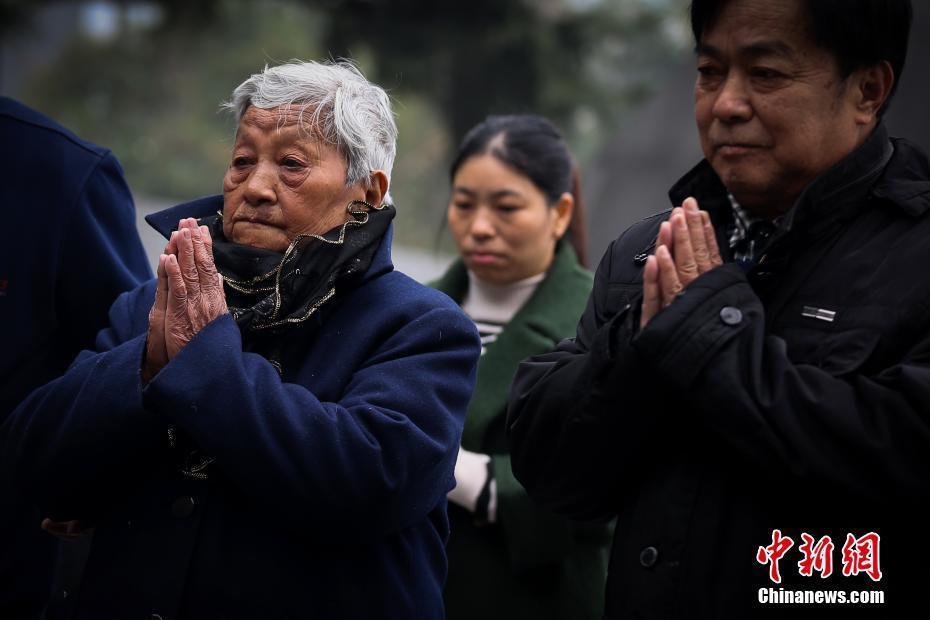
[222,106,366,252]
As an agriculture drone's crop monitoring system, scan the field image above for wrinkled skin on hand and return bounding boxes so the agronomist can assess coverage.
[143,218,228,382]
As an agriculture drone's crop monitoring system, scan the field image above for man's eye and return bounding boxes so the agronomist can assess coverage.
[232,157,252,168]
[697,65,722,78]
[452,202,473,210]
[750,68,784,80]
[497,205,520,213]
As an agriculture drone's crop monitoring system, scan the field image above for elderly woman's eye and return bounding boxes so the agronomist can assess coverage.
[232,156,252,168]
[282,157,305,170]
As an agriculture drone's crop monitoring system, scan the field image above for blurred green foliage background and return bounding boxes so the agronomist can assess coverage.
[0,0,690,254]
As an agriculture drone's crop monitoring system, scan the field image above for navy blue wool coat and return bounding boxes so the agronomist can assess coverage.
[0,96,151,617]
[2,196,481,620]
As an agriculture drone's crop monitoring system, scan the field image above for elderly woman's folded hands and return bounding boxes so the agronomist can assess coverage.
[143,217,228,381]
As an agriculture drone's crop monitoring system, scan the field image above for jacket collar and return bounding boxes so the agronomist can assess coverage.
[873,137,930,217]
[433,243,588,449]
[785,123,893,237]
[667,124,930,237]
[668,160,732,225]
[429,252,469,305]
[509,242,590,342]
[144,195,221,239]
[432,241,582,341]
[144,194,395,283]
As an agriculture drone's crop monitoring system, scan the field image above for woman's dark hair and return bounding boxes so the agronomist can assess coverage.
[690,0,912,116]
[449,114,588,266]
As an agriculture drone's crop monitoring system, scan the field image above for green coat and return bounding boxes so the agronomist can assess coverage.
[431,243,611,620]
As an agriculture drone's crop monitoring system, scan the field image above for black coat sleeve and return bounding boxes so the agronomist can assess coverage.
[631,262,930,504]
[506,237,661,520]
[509,239,930,520]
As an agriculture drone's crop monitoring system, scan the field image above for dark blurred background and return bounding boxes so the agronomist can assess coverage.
[1,0,927,277]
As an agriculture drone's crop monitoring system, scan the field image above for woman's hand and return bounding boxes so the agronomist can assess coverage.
[143,231,178,382]
[41,518,92,540]
[143,219,227,381]
[447,447,491,513]
[164,218,228,360]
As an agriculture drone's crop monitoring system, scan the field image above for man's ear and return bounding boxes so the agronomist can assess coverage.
[852,60,895,125]
[365,171,389,207]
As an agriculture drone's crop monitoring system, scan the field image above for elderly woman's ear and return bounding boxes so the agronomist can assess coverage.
[365,170,389,207]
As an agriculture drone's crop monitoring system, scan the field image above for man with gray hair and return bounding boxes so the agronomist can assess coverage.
[2,60,480,619]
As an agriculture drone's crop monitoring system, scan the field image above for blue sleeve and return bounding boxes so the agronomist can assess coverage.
[141,305,479,540]
[0,283,170,521]
[57,151,152,351]
[0,151,153,419]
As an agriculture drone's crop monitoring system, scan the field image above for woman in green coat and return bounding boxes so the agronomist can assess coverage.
[433,115,610,620]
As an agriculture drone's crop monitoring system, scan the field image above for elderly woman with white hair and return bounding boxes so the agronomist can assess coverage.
[1,61,480,619]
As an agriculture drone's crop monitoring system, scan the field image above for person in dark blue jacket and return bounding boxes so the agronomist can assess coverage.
[1,60,480,619]
[0,96,152,619]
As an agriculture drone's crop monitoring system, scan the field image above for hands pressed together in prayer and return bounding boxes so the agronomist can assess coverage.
[640,197,723,329]
[143,218,228,382]
[45,222,227,536]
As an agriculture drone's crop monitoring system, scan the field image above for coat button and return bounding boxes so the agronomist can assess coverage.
[719,306,743,325]
[171,496,197,518]
[640,546,659,568]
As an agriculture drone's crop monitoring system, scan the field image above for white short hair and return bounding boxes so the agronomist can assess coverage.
[224,60,397,190]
